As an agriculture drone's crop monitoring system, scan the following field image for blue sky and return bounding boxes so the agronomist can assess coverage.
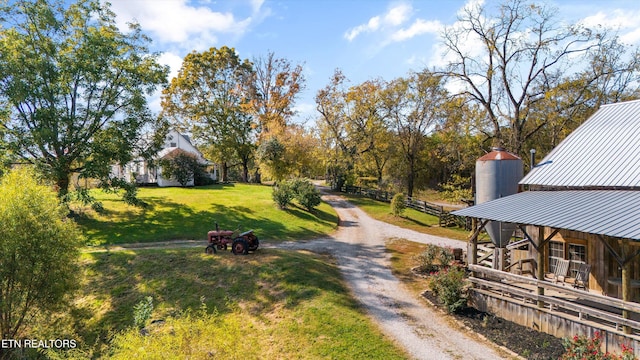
[104,0,640,124]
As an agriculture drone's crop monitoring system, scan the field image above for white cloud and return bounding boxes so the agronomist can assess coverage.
[344,16,381,41]
[105,0,269,50]
[580,9,640,46]
[384,3,412,26]
[391,19,442,42]
[344,2,413,41]
[158,52,185,81]
[621,28,640,46]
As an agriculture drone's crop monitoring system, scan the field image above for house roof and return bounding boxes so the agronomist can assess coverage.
[156,147,211,165]
[452,190,640,240]
[520,99,640,188]
[157,147,181,159]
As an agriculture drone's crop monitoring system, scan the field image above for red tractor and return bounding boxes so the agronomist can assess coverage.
[205,223,259,255]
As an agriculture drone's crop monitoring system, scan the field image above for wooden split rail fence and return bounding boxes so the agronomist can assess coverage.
[339,185,470,229]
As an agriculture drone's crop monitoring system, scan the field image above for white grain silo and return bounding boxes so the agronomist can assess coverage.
[475,147,523,248]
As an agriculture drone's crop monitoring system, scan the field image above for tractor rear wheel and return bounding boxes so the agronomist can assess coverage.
[232,238,248,255]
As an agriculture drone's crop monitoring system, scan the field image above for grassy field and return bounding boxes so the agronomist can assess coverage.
[47,247,407,359]
[341,194,470,240]
[386,238,432,295]
[75,184,338,246]
[34,185,408,358]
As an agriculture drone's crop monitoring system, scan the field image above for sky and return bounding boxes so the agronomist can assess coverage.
[103,0,640,125]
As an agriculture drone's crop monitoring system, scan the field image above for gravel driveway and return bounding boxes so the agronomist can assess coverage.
[268,192,514,360]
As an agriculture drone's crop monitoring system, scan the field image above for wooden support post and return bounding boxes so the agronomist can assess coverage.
[622,240,631,334]
[537,226,545,309]
[471,230,478,266]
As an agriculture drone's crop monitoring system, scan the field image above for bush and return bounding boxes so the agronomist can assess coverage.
[428,265,468,314]
[273,178,321,212]
[414,244,455,274]
[414,244,439,273]
[390,193,406,217]
[294,180,321,211]
[0,167,83,340]
[133,296,154,330]
[561,331,636,360]
[272,182,294,209]
[158,149,200,186]
[194,165,215,186]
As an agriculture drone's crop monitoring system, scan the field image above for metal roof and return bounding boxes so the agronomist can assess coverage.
[452,190,640,240]
[521,99,640,188]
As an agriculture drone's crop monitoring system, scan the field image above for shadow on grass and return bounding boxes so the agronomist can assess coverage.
[71,247,356,356]
[78,188,338,246]
[401,215,432,228]
[79,198,288,246]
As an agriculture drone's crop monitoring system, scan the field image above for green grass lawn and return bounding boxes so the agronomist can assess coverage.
[75,183,338,246]
[341,193,469,240]
[51,248,406,359]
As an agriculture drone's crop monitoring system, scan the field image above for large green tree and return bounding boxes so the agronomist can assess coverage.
[0,0,168,199]
[0,167,83,351]
[250,52,305,182]
[162,46,255,182]
[250,51,305,140]
[382,71,448,197]
[316,70,394,189]
[440,0,631,156]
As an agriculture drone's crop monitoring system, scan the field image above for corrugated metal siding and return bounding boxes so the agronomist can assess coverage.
[452,190,640,240]
[521,99,640,188]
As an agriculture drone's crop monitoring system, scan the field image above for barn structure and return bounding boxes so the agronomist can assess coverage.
[453,99,640,355]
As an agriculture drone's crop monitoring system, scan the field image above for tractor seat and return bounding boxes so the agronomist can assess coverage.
[208,230,235,237]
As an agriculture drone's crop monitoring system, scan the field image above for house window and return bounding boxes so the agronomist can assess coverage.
[568,244,586,277]
[548,241,564,274]
[170,142,177,147]
[548,241,587,278]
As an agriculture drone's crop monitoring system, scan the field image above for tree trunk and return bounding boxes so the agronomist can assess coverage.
[241,161,249,183]
[221,161,228,182]
[407,164,415,198]
[56,173,70,200]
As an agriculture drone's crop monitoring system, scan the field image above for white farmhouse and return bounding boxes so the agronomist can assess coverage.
[111,129,217,187]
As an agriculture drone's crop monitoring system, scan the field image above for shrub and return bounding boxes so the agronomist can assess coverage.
[414,244,455,274]
[0,167,83,340]
[194,165,215,186]
[273,178,321,212]
[158,149,200,186]
[390,193,406,217]
[428,265,468,313]
[294,180,321,211]
[272,182,294,209]
[437,246,455,268]
[133,296,154,330]
[414,244,440,273]
[561,331,636,360]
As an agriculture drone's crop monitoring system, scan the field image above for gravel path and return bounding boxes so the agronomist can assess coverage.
[267,192,512,360]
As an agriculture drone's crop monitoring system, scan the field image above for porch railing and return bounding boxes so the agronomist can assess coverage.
[468,264,640,334]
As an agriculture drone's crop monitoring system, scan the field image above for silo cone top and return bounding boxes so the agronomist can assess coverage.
[477,147,521,161]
